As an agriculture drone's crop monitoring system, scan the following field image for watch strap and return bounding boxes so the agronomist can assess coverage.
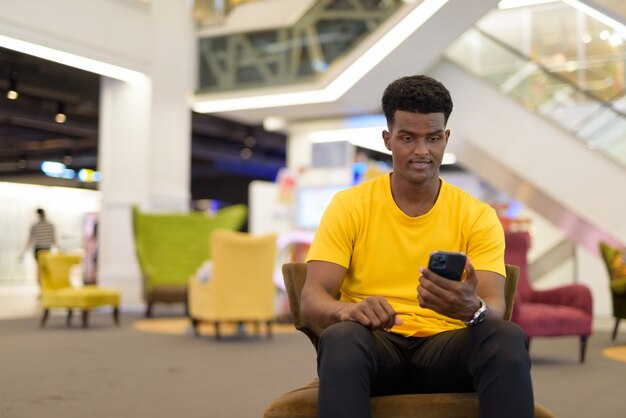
[464,297,488,327]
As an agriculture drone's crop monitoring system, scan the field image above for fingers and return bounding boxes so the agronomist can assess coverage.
[418,257,482,319]
[420,267,458,290]
[419,267,457,301]
[418,265,466,313]
[348,296,398,330]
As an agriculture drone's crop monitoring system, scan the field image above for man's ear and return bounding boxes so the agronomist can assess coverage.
[445,129,451,145]
[382,130,391,150]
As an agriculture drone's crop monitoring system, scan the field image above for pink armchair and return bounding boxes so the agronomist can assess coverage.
[504,231,592,363]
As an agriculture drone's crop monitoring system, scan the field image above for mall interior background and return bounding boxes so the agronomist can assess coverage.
[0,0,625,326]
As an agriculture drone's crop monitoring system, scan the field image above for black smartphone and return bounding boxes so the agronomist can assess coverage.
[428,251,467,281]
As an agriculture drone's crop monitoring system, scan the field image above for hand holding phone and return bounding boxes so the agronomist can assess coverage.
[428,251,467,281]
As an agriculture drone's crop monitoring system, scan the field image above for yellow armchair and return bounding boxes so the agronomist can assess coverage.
[188,231,277,338]
[39,251,121,328]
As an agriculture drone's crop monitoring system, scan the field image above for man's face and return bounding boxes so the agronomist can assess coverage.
[382,110,449,186]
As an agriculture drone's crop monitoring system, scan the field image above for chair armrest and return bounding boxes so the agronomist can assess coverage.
[531,284,592,313]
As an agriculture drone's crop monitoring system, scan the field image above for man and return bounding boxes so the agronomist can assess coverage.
[300,75,534,418]
[21,208,57,288]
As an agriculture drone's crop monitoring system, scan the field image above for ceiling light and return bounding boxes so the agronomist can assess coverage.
[243,136,256,147]
[599,30,611,41]
[581,33,592,44]
[240,148,253,159]
[6,73,18,100]
[55,102,67,124]
[609,33,623,46]
[263,117,287,131]
[0,34,147,83]
[193,0,449,113]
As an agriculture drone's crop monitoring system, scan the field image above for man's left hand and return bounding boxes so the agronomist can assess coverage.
[417,258,481,322]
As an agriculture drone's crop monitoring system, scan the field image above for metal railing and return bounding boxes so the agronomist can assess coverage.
[446,27,626,168]
[197,0,406,93]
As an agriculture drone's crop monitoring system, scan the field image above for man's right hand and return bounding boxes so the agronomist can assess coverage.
[302,260,404,331]
[337,296,403,330]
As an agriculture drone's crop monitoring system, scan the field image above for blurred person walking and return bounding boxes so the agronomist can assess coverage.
[20,208,58,291]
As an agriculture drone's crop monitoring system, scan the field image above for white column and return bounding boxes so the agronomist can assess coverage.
[97,0,194,307]
[148,0,194,211]
[97,77,151,307]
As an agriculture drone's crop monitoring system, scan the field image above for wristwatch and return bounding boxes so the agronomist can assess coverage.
[464,298,488,327]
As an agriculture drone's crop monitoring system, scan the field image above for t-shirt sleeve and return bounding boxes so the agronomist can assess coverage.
[305,192,355,268]
[467,206,506,277]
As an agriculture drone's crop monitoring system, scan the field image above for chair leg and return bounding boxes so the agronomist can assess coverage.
[253,321,261,337]
[267,320,273,339]
[82,310,89,328]
[113,307,120,326]
[190,317,200,337]
[66,309,73,327]
[145,302,153,318]
[580,335,588,364]
[214,322,221,339]
[40,309,49,328]
[611,318,621,342]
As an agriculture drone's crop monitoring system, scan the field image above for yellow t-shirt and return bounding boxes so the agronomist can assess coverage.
[305,174,505,337]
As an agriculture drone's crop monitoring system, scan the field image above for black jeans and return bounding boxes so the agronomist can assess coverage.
[317,319,534,418]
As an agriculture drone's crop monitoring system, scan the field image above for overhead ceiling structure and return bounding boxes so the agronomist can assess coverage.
[0,46,286,202]
[0,46,100,186]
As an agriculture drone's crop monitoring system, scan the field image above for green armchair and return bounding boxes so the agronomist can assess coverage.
[132,204,247,316]
[599,241,626,341]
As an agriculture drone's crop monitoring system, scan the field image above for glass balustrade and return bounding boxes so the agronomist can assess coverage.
[197,0,407,93]
[591,0,626,21]
[446,26,626,168]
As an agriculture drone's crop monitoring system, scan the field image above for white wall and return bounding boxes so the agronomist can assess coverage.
[0,182,101,285]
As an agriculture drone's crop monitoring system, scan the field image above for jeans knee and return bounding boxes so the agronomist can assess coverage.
[477,320,530,369]
[318,322,377,371]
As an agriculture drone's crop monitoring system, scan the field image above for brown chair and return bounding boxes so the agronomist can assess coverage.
[264,263,556,418]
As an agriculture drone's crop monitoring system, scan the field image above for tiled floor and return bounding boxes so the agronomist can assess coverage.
[0,283,617,333]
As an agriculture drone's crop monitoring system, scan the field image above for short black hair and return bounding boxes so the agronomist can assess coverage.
[382,75,453,126]
[36,208,45,218]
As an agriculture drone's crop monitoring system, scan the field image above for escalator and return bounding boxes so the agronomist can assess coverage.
[432,27,626,252]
